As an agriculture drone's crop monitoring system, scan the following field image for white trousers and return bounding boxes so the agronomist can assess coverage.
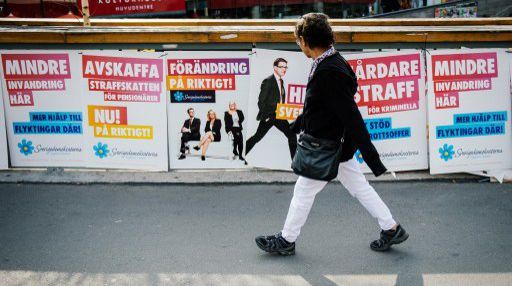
[281,158,396,243]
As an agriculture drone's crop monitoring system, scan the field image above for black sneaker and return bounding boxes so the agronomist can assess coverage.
[178,154,186,160]
[370,224,409,252]
[255,232,295,256]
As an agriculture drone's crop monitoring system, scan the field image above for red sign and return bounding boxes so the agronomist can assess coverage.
[347,54,422,115]
[430,52,498,110]
[0,1,79,18]
[78,0,185,16]
[431,52,498,81]
[1,53,71,80]
[82,55,163,81]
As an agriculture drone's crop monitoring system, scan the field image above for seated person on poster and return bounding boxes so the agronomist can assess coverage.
[224,101,246,162]
[179,107,201,160]
[193,109,222,161]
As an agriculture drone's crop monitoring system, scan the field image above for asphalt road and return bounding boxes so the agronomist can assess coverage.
[0,182,511,286]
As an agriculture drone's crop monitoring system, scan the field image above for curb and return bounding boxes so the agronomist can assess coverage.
[0,168,485,185]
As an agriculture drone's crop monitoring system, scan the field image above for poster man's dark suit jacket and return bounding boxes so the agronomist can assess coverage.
[182,118,201,140]
[256,75,281,121]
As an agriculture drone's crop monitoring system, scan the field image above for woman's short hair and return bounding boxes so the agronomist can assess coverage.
[207,109,217,121]
[295,13,334,49]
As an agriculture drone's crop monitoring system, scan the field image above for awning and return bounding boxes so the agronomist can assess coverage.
[209,0,375,9]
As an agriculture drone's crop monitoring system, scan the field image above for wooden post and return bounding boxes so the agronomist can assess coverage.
[39,0,45,18]
[81,0,91,27]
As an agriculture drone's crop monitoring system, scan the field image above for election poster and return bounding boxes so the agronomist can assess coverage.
[427,49,512,174]
[246,49,307,170]
[166,51,251,169]
[344,51,429,172]
[82,51,168,171]
[0,50,86,167]
[246,49,428,172]
[0,79,8,169]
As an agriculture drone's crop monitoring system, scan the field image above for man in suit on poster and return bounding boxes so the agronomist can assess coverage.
[178,107,201,160]
[245,58,297,159]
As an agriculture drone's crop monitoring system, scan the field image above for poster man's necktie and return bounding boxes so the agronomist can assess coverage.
[279,78,285,104]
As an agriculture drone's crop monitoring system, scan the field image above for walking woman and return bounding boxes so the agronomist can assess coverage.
[193,109,222,161]
[255,13,408,255]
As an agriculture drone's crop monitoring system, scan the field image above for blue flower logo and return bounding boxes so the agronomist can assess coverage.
[354,149,364,164]
[18,139,34,156]
[173,91,184,102]
[93,142,109,159]
[439,143,455,161]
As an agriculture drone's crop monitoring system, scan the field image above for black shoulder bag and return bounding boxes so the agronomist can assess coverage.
[291,121,345,181]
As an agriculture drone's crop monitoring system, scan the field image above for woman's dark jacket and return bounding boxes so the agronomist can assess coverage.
[205,119,222,142]
[224,110,245,133]
[292,52,387,177]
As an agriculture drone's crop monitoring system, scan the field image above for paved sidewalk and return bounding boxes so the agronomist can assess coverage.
[0,182,511,286]
[0,168,483,184]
